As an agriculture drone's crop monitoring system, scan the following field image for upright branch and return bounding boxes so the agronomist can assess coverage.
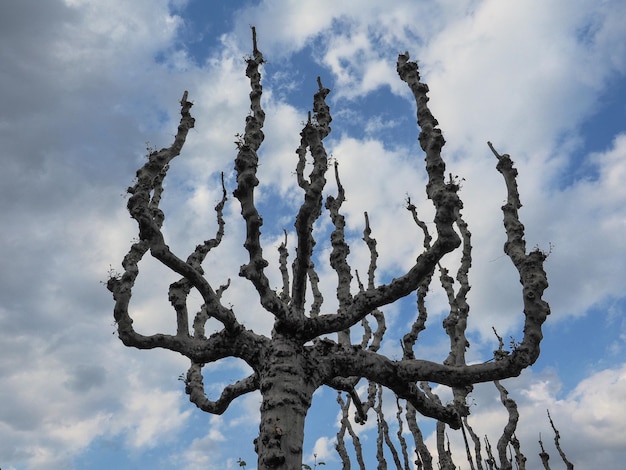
[374,385,403,469]
[326,162,352,345]
[485,436,496,470]
[233,26,278,313]
[395,396,412,470]
[397,54,461,251]
[336,393,366,470]
[277,229,290,302]
[463,417,484,470]
[547,410,573,470]
[291,78,332,317]
[406,402,434,470]
[488,142,550,367]
[538,435,551,470]
[174,173,228,337]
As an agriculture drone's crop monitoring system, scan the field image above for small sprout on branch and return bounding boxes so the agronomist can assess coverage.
[145,141,157,156]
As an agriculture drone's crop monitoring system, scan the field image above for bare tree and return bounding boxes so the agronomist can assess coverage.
[108,28,551,470]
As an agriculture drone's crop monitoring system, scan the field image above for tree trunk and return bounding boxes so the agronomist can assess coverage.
[255,336,317,469]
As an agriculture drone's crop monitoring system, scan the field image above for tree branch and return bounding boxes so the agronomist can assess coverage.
[186,363,259,414]
[547,409,573,470]
[233,27,288,322]
[374,385,403,469]
[108,91,240,354]
[463,417,483,470]
[488,142,550,366]
[278,229,291,302]
[406,401,434,470]
[304,53,462,339]
[171,173,228,337]
[538,433,551,470]
[291,78,332,315]
[395,396,412,470]
[325,161,353,346]
[494,380,525,470]
[323,341,557,428]
[336,393,366,470]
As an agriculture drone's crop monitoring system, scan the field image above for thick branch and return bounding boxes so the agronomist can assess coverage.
[316,342,463,427]
[325,378,366,424]
[320,340,556,428]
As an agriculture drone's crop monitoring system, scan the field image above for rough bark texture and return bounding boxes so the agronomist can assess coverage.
[108,28,552,469]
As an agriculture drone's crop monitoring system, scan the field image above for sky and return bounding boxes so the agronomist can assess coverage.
[1,0,626,468]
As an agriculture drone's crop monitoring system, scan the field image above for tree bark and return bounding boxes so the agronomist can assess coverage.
[255,336,319,469]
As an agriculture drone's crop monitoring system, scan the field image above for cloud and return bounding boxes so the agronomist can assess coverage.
[112,378,193,449]
[305,435,338,466]
[1,0,626,468]
[567,365,626,447]
[175,416,227,470]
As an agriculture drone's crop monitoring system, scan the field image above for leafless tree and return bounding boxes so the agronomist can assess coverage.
[108,28,551,470]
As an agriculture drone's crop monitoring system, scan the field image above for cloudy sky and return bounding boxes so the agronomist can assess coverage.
[1,0,626,468]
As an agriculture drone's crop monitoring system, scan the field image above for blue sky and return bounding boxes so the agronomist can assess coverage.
[1,0,626,468]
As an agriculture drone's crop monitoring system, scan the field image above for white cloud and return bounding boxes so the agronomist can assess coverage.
[176,421,227,470]
[113,378,193,448]
[305,435,338,465]
[568,365,626,447]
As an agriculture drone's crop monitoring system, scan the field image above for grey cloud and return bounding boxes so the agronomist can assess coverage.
[65,364,107,392]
